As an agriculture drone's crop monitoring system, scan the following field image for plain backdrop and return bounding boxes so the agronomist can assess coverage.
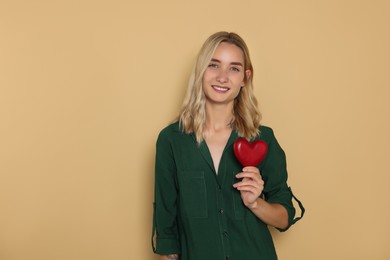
[1,0,389,259]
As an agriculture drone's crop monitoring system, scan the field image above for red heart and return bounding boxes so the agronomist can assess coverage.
[233,138,268,167]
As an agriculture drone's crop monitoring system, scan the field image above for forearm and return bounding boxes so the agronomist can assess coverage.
[160,254,179,260]
[247,198,289,229]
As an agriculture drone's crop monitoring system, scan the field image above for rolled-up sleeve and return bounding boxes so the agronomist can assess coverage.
[152,129,181,254]
[261,128,296,232]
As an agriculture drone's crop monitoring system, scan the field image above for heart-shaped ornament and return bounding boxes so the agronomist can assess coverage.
[233,138,268,167]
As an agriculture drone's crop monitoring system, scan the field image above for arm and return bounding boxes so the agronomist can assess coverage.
[233,127,297,231]
[160,255,179,260]
[233,167,289,229]
[152,129,181,255]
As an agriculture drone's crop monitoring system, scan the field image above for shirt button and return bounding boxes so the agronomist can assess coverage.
[226,256,230,259]
[219,209,224,214]
[223,231,229,237]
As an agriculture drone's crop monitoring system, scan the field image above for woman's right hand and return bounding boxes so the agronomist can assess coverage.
[160,254,179,260]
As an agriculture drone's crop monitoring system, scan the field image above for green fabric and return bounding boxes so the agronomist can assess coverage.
[152,122,301,260]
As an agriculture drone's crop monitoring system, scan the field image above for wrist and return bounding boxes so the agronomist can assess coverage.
[246,198,260,209]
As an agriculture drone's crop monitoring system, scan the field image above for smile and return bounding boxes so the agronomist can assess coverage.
[212,85,230,92]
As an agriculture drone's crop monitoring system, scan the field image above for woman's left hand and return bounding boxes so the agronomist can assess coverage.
[233,166,264,209]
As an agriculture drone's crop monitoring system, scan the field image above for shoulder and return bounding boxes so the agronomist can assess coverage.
[156,121,195,151]
[258,125,276,140]
[159,121,181,135]
[157,121,180,139]
[258,125,286,157]
[157,121,184,143]
[259,125,273,134]
[258,125,285,150]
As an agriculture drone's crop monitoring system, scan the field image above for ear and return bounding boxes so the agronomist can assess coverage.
[242,69,252,87]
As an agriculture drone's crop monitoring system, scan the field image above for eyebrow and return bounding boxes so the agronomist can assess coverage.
[210,58,243,66]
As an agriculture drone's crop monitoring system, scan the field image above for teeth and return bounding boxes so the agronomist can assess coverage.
[213,86,229,91]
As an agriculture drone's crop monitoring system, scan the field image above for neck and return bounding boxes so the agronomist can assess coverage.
[205,102,234,131]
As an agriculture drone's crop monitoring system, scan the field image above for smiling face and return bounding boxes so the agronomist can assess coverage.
[202,42,250,106]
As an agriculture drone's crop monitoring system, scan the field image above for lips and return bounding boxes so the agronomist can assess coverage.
[212,85,230,92]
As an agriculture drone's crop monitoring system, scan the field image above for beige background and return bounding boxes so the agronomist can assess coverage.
[1,0,389,259]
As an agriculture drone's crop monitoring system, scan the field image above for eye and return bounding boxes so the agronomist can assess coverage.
[231,66,241,72]
[208,63,218,69]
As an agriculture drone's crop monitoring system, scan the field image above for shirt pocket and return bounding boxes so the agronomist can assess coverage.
[178,170,208,218]
[232,171,246,219]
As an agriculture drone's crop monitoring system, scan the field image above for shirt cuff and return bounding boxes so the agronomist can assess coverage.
[155,237,181,255]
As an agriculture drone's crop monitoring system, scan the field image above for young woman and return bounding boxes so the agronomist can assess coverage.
[152,32,304,260]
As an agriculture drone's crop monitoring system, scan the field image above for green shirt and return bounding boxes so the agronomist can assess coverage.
[152,122,300,260]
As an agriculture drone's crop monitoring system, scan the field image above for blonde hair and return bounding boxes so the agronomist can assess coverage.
[179,31,261,143]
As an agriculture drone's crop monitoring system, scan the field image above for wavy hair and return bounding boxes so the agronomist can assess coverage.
[179,31,261,143]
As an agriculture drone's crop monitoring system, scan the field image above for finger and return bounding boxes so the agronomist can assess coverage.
[236,171,263,181]
[235,184,261,194]
[235,184,264,198]
[233,179,264,190]
[243,166,260,174]
[237,177,264,188]
[236,176,263,189]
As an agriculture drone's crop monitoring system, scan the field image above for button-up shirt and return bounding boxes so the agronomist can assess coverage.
[152,122,297,260]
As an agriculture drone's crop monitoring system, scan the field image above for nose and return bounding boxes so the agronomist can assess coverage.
[216,69,228,83]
